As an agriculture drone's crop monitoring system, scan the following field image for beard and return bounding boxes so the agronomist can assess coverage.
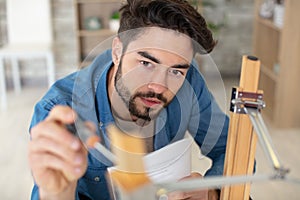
[114,61,167,121]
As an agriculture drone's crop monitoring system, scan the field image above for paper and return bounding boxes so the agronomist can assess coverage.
[143,137,192,183]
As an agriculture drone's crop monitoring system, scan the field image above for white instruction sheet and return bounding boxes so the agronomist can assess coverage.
[143,137,192,183]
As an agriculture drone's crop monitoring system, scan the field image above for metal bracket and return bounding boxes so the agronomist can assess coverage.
[230,87,265,114]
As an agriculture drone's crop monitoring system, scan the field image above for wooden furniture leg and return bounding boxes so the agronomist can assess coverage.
[221,55,261,200]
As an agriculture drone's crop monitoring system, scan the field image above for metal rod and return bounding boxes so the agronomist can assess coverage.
[244,107,283,170]
[68,115,118,164]
[157,174,271,193]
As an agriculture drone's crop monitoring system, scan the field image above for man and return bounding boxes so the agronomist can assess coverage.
[28,0,229,199]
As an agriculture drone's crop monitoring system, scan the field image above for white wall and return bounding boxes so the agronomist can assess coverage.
[6,0,52,44]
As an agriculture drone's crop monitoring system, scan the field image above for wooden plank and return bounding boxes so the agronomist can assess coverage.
[107,125,151,193]
[239,56,260,91]
[220,111,240,198]
[221,55,261,200]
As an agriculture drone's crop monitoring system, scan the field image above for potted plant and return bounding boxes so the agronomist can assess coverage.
[109,11,120,32]
[84,16,102,30]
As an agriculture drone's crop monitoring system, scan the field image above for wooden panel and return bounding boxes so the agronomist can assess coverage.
[221,56,260,200]
[276,0,300,127]
[253,0,300,128]
[259,71,277,120]
[79,35,112,61]
[253,21,281,72]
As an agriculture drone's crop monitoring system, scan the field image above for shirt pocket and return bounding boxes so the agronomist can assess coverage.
[77,165,111,200]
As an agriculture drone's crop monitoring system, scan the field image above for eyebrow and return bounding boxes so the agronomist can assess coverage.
[137,51,161,64]
[171,63,190,69]
[137,51,190,69]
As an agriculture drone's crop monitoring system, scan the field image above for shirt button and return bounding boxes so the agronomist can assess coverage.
[94,176,100,182]
[99,122,103,127]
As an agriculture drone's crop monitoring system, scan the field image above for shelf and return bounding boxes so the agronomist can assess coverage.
[256,17,282,32]
[260,65,279,83]
[253,17,281,75]
[253,0,300,128]
[74,0,121,65]
[78,29,117,37]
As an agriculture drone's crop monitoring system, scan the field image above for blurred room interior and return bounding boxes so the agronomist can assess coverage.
[0,0,299,199]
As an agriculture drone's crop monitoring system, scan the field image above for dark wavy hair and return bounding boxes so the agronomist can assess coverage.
[118,0,216,54]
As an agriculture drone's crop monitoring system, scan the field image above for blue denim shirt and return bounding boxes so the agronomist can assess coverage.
[29,49,229,200]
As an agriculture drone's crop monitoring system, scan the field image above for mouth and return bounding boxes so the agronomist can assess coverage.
[140,97,162,107]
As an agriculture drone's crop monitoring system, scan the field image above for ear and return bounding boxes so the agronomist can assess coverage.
[112,37,123,66]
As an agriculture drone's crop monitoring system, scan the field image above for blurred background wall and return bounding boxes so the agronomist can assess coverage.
[0,0,253,87]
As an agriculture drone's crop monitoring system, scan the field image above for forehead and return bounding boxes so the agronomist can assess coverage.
[123,27,194,62]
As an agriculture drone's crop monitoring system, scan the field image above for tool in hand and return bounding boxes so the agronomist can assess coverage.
[66,115,117,164]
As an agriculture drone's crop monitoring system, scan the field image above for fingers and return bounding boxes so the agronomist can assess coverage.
[29,130,87,182]
[167,172,207,200]
[29,136,86,170]
[167,191,192,199]
[208,189,220,200]
[179,172,203,181]
[29,149,86,181]
[46,105,77,124]
[31,119,81,151]
[28,105,90,187]
[167,190,208,200]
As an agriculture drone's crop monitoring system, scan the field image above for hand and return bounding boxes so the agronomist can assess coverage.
[28,106,91,199]
[167,172,219,200]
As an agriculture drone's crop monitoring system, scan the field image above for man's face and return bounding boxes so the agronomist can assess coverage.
[113,28,194,121]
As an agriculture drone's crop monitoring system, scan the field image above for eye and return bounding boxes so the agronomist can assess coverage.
[140,60,153,68]
[168,68,184,77]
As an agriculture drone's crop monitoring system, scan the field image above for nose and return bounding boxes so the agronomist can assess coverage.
[147,82,167,94]
[147,68,168,93]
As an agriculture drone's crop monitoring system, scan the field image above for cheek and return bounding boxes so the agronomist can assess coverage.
[164,90,177,103]
[167,78,185,94]
[120,56,139,74]
[121,67,153,92]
